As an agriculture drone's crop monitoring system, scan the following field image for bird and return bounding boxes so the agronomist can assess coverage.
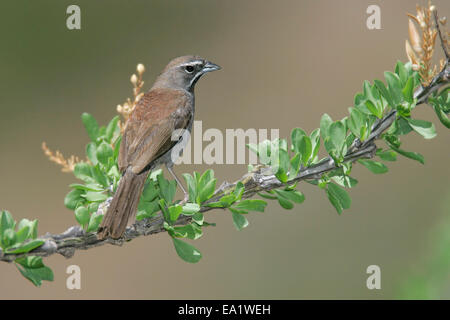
[97,55,221,240]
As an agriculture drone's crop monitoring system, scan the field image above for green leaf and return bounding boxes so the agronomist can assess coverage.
[277,196,293,209]
[0,210,15,236]
[298,136,312,166]
[86,142,98,165]
[358,159,389,174]
[171,237,202,263]
[88,202,100,213]
[159,199,170,222]
[288,153,301,180]
[291,128,307,153]
[252,140,272,165]
[376,149,397,161]
[136,200,160,220]
[28,221,37,240]
[310,128,321,160]
[275,138,288,152]
[429,88,450,115]
[320,114,333,139]
[407,119,437,139]
[258,191,278,200]
[11,218,38,244]
[331,175,358,188]
[391,145,425,164]
[69,183,104,192]
[365,100,381,118]
[363,80,374,101]
[2,229,17,248]
[169,205,183,222]
[274,189,305,204]
[205,201,226,208]
[233,199,267,212]
[392,117,413,135]
[348,107,365,138]
[374,79,394,108]
[229,207,248,214]
[220,194,238,207]
[141,180,159,202]
[64,189,85,210]
[96,142,114,165]
[197,178,217,204]
[384,71,403,105]
[431,103,450,129]
[86,213,103,233]
[91,164,108,187]
[326,121,346,159]
[395,61,408,86]
[16,219,32,234]
[75,206,90,227]
[233,182,245,201]
[5,239,45,254]
[81,113,100,142]
[73,162,94,183]
[105,116,120,142]
[15,256,53,287]
[326,183,351,214]
[181,203,200,215]
[402,77,414,104]
[182,173,197,203]
[83,191,108,202]
[192,212,204,226]
[157,173,176,204]
[15,226,30,244]
[173,224,202,240]
[272,148,289,183]
[231,212,249,231]
[197,169,214,191]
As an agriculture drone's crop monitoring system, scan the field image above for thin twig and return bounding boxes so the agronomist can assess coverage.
[434,10,449,60]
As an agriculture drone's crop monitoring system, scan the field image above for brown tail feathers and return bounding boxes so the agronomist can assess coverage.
[97,167,148,239]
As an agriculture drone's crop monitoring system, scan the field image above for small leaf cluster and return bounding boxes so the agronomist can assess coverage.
[207,181,268,230]
[64,113,121,232]
[247,61,448,214]
[429,88,450,129]
[246,129,317,211]
[0,210,53,286]
[162,170,220,263]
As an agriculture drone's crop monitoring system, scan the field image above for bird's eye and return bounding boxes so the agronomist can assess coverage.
[185,65,195,73]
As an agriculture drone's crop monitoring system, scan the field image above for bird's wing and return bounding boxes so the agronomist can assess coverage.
[118,88,192,174]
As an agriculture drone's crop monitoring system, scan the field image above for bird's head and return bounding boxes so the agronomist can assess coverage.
[153,55,221,92]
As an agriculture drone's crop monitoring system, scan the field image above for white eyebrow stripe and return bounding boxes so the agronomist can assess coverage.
[178,60,204,67]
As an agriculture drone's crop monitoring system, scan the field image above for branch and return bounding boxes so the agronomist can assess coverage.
[1,51,449,266]
[433,9,449,60]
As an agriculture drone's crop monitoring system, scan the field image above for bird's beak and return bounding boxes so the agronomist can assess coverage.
[202,61,221,73]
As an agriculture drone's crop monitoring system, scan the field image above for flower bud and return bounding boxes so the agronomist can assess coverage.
[130,74,138,85]
[137,63,145,74]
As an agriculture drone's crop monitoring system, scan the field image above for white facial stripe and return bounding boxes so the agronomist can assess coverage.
[188,72,203,88]
[178,60,204,68]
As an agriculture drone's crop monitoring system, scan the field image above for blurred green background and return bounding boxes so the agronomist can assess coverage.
[0,0,449,299]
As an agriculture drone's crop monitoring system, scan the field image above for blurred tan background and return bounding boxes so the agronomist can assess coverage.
[0,0,449,299]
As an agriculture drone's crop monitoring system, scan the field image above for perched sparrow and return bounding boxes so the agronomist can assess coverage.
[97,56,221,239]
